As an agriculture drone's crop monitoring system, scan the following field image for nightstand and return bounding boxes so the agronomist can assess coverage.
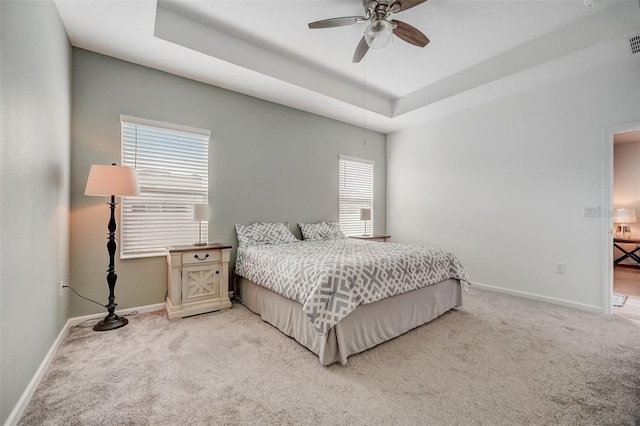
[165,243,232,319]
[349,235,391,242]
[614,238,640,266]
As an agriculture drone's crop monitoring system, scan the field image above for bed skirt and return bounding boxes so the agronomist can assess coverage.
[236,276,463,365]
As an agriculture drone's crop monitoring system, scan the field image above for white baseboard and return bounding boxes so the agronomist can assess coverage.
[3,317,71,426]
[471,281,603,314]
[67,302,165,326]
[4,302,165,426]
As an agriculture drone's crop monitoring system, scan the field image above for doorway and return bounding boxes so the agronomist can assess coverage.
[606,124,640,323]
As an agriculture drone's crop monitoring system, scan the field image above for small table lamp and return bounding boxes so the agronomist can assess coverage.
[360,208,372,236]
[192,203,209,246]
[614,208,637,240]
[85,163,140,331]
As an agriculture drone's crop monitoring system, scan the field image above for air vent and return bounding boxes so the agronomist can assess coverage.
[628,34,640,55]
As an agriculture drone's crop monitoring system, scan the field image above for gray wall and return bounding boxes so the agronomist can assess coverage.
[0,0,71,422]
[70,49,386,317]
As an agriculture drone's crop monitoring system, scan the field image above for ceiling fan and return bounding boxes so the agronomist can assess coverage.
[308,0,430,63]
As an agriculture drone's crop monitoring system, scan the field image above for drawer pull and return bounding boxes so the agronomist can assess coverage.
[194,254,209,261]
[215,271,219,275]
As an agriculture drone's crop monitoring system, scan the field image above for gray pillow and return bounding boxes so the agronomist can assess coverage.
[235,222,299,247]
[298,222,347,241]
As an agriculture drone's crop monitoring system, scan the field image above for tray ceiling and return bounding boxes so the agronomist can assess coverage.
[54,0,638,133]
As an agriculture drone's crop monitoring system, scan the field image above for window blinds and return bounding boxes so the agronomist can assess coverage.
[339,156,374,236]
[120,116,210,258]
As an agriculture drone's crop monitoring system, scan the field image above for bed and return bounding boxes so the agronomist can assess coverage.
[233,222,471,365]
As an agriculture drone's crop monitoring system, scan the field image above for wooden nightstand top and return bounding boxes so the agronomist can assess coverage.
[614,238,640,244]
[166,243,232,253]
[349,235,391,241]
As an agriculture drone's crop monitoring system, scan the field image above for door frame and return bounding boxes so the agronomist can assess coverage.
[602,120,640,315]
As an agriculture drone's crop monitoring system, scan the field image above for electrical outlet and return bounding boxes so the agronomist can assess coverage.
[555,263,566,274]
[60,281,65,296]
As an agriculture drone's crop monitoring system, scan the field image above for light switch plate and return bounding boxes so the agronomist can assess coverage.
[583,207,600,217]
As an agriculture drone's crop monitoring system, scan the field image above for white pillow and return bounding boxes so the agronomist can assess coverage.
[235,222,299,247]
[298,222,347,241]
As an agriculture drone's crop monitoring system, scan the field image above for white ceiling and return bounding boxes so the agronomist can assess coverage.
[54,0,639,133]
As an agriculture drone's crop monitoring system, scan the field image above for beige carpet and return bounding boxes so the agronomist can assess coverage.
[19,288,640,425]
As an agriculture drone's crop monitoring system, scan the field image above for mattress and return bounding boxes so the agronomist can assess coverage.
[235,239,470,334]
[237,276,462,365]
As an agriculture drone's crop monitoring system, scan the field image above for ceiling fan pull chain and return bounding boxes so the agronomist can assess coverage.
[363,58,367,147]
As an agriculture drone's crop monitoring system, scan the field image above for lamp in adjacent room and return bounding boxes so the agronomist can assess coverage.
[192,203,209,246]
[85,163,140,331]
[613,208,637,240]
[360,208,372,236]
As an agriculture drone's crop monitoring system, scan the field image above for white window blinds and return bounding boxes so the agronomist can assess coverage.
[339,156,374,236]
[120,115,210,259]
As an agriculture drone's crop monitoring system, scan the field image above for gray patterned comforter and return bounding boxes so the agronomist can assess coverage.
[235,239,471,334]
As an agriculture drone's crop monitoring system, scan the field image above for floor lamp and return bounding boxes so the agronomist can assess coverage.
[85,163,140,331]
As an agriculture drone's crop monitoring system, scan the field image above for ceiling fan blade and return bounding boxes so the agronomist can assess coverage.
[391,0,428,12]
[352,36,369,63]
[392,20,430,47]
[308,16,365,29]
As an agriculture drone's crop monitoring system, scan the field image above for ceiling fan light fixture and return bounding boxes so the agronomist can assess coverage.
[364,19,393,49]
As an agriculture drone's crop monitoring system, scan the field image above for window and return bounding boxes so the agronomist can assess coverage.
[339,155,374,236]
[120,115,210,258]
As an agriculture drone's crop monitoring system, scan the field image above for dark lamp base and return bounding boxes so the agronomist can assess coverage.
[93,313,129,331]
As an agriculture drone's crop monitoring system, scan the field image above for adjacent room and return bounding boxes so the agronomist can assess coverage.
[1,0,639,424]
[613,129,640,322]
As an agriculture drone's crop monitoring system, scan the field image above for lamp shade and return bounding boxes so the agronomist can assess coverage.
[192,203,209,221]
[360,208,372,221]
[364,19,393,49]
[85,164,140,197]
[613,208,637,224]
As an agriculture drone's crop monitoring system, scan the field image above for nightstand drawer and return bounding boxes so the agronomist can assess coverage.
[182,250,220,265]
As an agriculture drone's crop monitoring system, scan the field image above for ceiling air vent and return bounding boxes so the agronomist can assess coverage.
[628,34,640,55]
